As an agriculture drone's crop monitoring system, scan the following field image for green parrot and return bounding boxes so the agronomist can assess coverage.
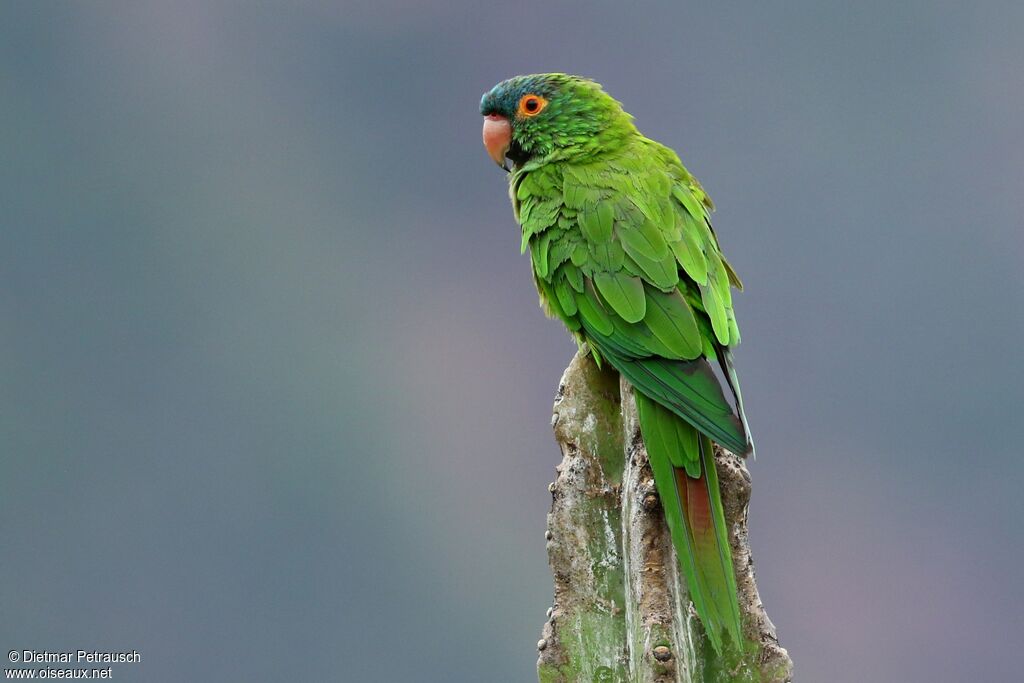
[480,73,753,654]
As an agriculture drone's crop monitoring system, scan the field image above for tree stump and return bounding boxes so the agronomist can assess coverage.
[538,351,792,683]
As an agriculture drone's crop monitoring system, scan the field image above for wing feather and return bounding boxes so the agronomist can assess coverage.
[517,140,751,455]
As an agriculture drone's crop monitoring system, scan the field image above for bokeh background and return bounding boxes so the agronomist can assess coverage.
[2,2,1022,681]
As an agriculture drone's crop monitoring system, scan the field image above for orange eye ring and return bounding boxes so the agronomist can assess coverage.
[517,93,548,118]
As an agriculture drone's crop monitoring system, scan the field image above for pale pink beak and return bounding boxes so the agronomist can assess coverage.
[482,113,512,171]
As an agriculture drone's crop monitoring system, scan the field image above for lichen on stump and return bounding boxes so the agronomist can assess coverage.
[538,350,793,683]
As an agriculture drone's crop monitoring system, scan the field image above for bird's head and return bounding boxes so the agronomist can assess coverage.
[480,73,634,171]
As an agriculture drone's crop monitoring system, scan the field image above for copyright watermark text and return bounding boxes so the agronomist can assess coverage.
[5,651,140,679]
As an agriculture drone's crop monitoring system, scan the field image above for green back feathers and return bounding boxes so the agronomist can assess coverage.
[506,82,751,454]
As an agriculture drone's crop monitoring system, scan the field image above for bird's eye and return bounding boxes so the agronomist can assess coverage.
[517,94,548,117]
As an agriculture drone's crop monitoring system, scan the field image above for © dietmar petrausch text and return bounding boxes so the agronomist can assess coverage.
[6,650,141,679]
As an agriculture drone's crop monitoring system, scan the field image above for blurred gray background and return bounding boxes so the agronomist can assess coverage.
[2,2,1022,681]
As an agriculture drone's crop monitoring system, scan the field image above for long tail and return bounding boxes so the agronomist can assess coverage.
[636,391,742,653]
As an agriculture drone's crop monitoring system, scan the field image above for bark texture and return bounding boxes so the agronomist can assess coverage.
[537,351,793,683]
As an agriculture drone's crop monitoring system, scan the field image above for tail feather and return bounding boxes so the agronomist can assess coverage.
[678,467,711,538]
[637,392,743,653]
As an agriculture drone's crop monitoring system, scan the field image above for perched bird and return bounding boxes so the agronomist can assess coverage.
[480,74,753,653]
